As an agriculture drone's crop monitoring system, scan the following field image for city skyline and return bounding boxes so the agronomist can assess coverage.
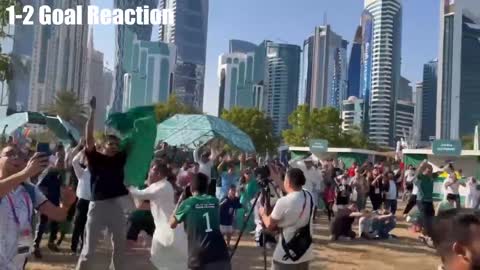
[92,0,440,116]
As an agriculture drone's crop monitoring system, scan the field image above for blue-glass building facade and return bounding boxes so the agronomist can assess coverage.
[347,27,362,98]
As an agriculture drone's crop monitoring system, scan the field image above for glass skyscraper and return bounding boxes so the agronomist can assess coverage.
[347,27,362,98]
[263,41,301,136]
[421,60,437,142]
[111,0,158,112]
[298,36,314,105]
[159,0,209,110]
[362,0,402,147]
[437,0,480,139]
[229,39,257,54]
[309,26,348,110]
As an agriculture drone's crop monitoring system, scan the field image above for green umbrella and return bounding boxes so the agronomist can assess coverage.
[0,112,80,143]
[156,114,255,152]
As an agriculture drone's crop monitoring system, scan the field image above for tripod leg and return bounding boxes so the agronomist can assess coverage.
[230,191,262,259]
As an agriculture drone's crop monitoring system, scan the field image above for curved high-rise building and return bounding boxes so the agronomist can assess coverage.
[347,27,362,98]
[111,0,158,112]
[362,0,402,147]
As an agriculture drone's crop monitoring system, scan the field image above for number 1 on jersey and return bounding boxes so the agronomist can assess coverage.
[203,213,213,233]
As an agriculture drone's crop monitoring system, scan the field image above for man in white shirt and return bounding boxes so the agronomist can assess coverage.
[70,150,91,253]
[259,168,314,270]
[128,163,187,269]
[193,144,220,183]
[0,146,76,270]
[290,159,321,207]
[443,166,465,208]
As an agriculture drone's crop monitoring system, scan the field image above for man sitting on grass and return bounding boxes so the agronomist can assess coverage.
[359,209,397,240]
[330,204,364,241]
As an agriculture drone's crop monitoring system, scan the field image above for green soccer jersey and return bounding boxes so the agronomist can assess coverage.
[175,194,229,268]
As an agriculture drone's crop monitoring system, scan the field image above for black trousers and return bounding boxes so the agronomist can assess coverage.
[127,211,155,241]
[34,214,59,247]
[403,194,417,215]
[417,201,435,237]
[369,194,382,210]
[71,199,90,252]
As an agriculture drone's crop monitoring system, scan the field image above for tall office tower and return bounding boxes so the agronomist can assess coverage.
[342,96,364,132]
[421,60,438,142]
[121,29,176,112]
[7,0,36,113]
[260,41,301,136]
[29,0,90,112]
[395,100,414,141]
[298,36,314,105]
[219,40,257,113]
[347,26,362,98]
[437,0,480,139]
[413,82,423,145]
[85,28,107,129]
[362,0,402,147]
[217,42,256,113]
[229,39,257,53]
[111,0,158,112]
[159,0,209,110]
[309,25,349,110]
[398,76,413,102]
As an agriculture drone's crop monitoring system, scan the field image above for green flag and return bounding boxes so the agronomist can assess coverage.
[107,107,157,187]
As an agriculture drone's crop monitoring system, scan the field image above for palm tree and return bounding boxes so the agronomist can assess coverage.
[43,91,88,129]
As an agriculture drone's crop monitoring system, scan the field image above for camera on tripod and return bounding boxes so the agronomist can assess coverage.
[254,165,271,188]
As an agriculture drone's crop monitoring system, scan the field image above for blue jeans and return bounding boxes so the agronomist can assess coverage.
[384,199,398,214]
[373,216,396,239]
[356,194,367,211]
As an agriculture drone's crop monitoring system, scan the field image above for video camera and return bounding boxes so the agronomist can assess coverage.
[254,165,271,188]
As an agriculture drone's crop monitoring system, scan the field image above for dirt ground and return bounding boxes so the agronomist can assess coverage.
[27,207,440,270]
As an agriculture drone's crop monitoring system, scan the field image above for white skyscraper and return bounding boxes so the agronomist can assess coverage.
[217,51,255,112]
[308,25,349,110]
[362,0,402,147]
[29,0,89,112]
[436,0,480,140]
[85,28,107,129]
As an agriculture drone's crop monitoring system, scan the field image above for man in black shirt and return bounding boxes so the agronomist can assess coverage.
[76,97,129,270]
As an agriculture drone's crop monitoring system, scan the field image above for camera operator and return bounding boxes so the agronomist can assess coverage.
[258,167,314,270]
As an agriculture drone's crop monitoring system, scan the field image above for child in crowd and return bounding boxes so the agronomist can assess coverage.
[219,185,242,248]
[336,175,352,210]
[323,181,336,222]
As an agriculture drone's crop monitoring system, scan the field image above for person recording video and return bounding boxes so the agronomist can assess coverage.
[258,167,314,270]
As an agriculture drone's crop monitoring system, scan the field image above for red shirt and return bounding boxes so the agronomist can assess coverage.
[348,166,356,177]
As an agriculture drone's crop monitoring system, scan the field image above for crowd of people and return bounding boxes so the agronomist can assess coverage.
[1,96,480,270]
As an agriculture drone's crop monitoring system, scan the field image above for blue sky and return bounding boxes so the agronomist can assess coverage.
[92,0,440,116]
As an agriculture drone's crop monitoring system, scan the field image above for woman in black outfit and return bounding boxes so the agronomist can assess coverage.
[368,169,383,210]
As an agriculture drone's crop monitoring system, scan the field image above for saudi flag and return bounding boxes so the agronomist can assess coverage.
[107,106,157,187]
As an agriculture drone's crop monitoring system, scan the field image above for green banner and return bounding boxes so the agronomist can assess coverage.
[309,139,328,153]
[432,140,462,157]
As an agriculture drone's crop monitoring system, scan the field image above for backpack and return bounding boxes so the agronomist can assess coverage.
[281,191,314,262]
